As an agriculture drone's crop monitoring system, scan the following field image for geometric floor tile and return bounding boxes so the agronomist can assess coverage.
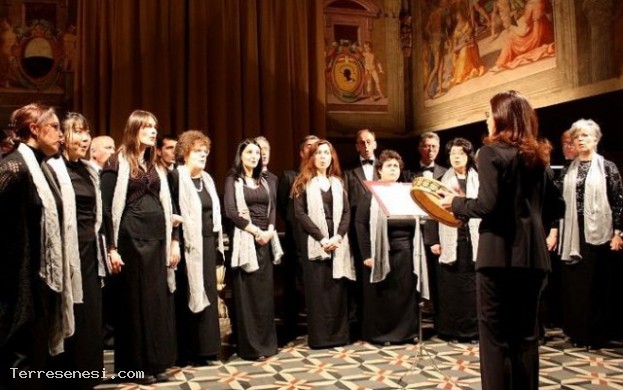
[95,328,623,390]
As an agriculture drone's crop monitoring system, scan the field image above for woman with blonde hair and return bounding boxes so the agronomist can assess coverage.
[292,139,354,349]
[555,119,623,349]
[101,110,179,384]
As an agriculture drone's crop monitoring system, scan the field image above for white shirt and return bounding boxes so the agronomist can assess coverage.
[361,157,375,181]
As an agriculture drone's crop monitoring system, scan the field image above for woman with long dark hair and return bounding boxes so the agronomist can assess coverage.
[101,110,179,384]
[291,139,354,349]
[440,90,565,390]
[224,138,282,361]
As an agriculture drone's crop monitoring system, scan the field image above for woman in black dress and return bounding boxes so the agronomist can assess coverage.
[169,130,223,366]
[291,139,354,349]
[555,118,623,349]
[101,110,179,384]
[0,104,65,390]
[355,150,419,345]
[224,139,281,361]
[436,138,479,342]
[47,112,104,389]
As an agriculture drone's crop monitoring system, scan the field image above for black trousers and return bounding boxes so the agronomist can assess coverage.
[477,268,547,390]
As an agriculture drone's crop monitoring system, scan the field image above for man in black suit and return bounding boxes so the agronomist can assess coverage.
[344,128,379,340]
[406,131,447,329]
[256,136,279,195]
[276,135,319,343]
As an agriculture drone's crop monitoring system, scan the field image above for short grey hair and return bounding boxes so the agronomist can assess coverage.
[570,119,602,146]
[419,131,440,145]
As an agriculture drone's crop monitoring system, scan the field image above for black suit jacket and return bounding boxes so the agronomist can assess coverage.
[345,164,379,213]
[451,143,565,271]
[277,169,297,228]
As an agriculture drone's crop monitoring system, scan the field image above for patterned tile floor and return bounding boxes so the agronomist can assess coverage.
[95,328,623,390]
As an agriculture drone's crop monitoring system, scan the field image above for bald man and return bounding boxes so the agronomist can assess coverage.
[90,135,115,170]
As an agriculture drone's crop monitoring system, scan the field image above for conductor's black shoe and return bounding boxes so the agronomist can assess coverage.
[154,372,169,383]
[135,375,156,385]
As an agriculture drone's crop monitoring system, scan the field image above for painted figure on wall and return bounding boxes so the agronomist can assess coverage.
[451,6,486,85]
[424,0,448,98]
[61,24,77,71]
[362,41,384,100]
[421,0,556,101]
[0,18,18,87]
[491,0,555,72]
[324,0,387,112]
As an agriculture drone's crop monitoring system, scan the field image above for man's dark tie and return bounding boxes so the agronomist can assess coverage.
[421,166,434,172]
[362,159,374,165]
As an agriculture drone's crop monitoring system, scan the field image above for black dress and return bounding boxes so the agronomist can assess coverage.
[223,176,278,360]
[355,194,419,345]
[559,159,623,347]
[276,169,305,342]
[52,159,103,389]
[170,172,221,363]
[101,156,176,375]
[436,178,478,341]
[0,147,63,390]
[293,186,350,349]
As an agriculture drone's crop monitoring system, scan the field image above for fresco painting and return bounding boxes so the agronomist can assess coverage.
[421,0,556,105]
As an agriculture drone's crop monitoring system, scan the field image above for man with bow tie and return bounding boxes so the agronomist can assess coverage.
[344,128,379,341]
[405,131,447,330]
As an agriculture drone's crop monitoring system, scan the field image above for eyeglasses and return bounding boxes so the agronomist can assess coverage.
[357,140,375,146]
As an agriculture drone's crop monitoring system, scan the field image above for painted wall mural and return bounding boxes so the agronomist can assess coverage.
[324,0,389,112]
[421,0,555,105]
[0,0,77,91]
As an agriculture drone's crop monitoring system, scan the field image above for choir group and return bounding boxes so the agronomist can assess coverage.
[0,90,622,390]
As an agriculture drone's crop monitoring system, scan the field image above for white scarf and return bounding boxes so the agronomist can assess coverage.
[111,153,175,292]
[177,165,224,313]
[368,197,430,298]
[438,168,481,264]
[230,177,283,272]
[560,154,612,262]
[368,197,390,282]
[47,157,105,302]
[17,144,71,355]
[305,176,355,280]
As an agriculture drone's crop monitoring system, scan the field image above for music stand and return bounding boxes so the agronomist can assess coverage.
[365,181,462,388]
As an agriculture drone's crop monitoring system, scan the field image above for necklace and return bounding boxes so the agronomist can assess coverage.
[193,178,203,192]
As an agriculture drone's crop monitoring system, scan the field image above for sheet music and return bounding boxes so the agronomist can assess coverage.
[366,182,428,219]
